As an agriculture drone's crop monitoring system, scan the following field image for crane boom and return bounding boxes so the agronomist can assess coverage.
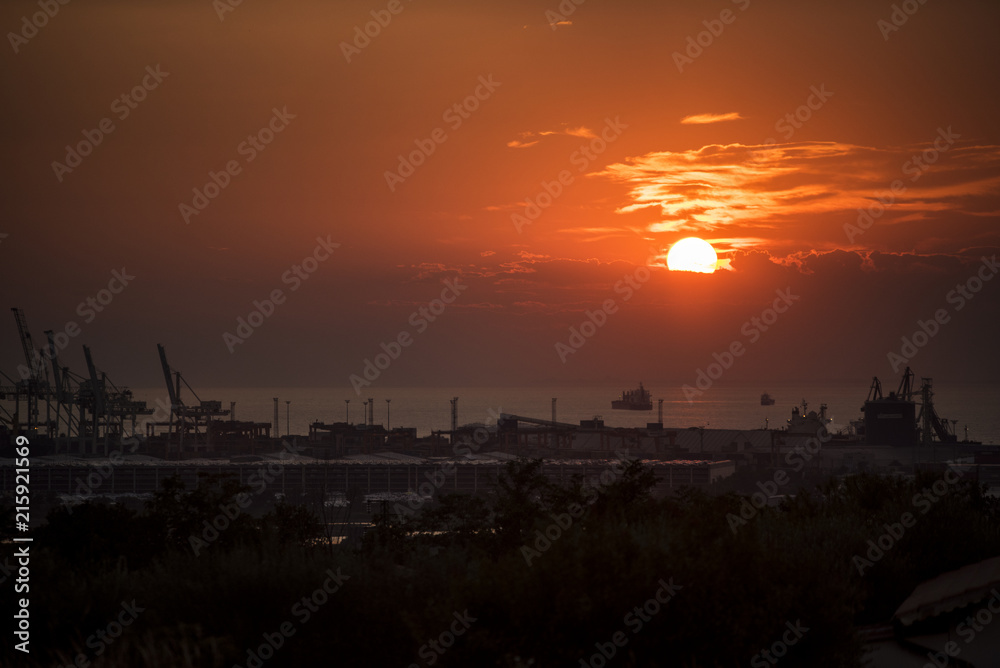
[897,367,914,401]
[866,376,882,402]
[12,307,41,382]
[44,330,62,393]
[156,344,180,408]
[82,345,105,416]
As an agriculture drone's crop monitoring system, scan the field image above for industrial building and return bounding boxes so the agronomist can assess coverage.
[0,456,736,499]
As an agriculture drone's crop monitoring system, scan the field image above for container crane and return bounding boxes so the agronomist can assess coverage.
[155,344,228,455]
[10,308,49,435]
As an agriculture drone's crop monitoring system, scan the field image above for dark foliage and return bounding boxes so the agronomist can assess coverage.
[5,461,999,667]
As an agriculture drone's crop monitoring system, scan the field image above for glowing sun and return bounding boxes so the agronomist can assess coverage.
[666,237,717,273]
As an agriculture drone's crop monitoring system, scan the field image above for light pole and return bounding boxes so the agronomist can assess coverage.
[386,398,391,431]
[363,400,368,426]
[345,399,350,424]
[273,397,279,436]
[285,400,291,437]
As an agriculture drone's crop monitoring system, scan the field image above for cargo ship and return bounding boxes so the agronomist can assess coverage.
[787,399,833,434]
[760,393,776,406]
[612,383,653,410]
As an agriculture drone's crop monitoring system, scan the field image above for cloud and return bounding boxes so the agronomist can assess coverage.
[595,139,1000,255]
[506,125,596,149]
[396,249,999,335]
[506,139,539,149]
[554,226,642,243]
[680,112,744,125]
[704,237,768,251]
[542,126,595,139]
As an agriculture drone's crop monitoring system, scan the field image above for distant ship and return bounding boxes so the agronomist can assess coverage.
[760,393,776,406]
[612,383,653,411]
[787,399,833,435]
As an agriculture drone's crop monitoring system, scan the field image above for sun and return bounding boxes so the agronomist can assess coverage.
[666,237,718,273]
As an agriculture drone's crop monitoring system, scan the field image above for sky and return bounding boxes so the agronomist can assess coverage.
[1,0,999,393]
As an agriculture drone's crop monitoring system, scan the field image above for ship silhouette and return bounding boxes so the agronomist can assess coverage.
[612,382,653,410]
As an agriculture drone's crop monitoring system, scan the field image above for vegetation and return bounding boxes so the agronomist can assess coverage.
[3,462,999,667]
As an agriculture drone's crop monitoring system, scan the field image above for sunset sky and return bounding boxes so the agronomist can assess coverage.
[1,0,998,389]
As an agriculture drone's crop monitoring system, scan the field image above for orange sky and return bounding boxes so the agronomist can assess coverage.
[1,0,998,388]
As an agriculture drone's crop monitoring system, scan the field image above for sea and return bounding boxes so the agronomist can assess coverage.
[126,380,1000,446]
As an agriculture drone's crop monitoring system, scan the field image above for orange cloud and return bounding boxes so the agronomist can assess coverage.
[506,139,539,149]
[541,126,595,138]
[506,125,596,148]
[596,139,1000,255]
[680,112,743,125]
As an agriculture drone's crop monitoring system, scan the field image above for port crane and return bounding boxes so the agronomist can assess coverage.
[11,307,46,435]
[3,310,270,455]
[2,308,152,452]
[868,367,958,445]
[155,343,229,455]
